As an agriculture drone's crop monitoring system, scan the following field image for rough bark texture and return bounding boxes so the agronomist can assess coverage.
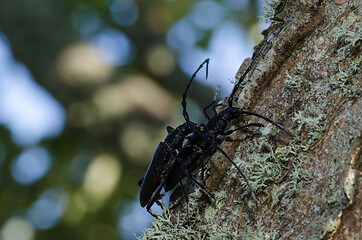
[138,0,361,239]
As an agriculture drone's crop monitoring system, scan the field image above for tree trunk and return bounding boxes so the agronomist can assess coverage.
[138,0,361,239]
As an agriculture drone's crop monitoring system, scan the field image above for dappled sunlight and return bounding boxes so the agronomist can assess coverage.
[82,154,121,211]
[92,75,173,121]
[56,42,114,85]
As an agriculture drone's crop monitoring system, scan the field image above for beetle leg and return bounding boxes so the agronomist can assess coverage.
[194,130,258,209]
[203,86,221,120]
[165,142,189,176]
[202,100,214,121]
[179,181,189,218]
[201,160,205,184]
[189,175,215,200]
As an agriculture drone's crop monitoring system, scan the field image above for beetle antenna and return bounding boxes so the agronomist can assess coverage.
[182,58,210,122]
[228,27,283,107]
[241,110,292,136]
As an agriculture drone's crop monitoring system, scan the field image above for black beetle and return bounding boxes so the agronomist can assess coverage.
[163,28,290,208]
[139,28,289,215]
[138,59,209,216]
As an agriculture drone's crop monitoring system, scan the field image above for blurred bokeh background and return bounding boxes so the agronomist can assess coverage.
[0,0,271,239]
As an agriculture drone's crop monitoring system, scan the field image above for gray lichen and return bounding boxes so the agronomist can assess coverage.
[259,0,283,23]
[292,111,327,147]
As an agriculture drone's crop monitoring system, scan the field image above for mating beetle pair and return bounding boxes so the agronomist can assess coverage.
[138,28,290,216]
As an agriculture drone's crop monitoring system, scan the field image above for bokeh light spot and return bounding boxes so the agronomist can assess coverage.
[11,147,52,185]
[110,0,139,27]
[91,29,135,66]
[62,190,88,225]
[56,42,114,85]
[223,0,249,10]
[28,199,61,230]
[68,154,93,184]
[166,18,201,52]
[0,217,34,240]
[119,122,160,165]
[0,34,65,146]
[189,0,226,30]
[146,45,175,77]
[118,201,151,240]
[145,4,172,34]
[27,188,68,230]
[71,4,102,37]
[83,155,121,210]
[92,75,173,121]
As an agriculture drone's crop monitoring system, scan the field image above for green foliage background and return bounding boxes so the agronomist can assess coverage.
[0,0,261,239]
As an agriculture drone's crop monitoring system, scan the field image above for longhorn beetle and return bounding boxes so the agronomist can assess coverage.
[138,59,210,216]
[164,27,291,208]
[139,27,290,215]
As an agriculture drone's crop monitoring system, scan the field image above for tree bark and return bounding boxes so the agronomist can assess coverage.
[139,0,361,239]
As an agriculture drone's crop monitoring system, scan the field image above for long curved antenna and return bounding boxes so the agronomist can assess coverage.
[239,110,292,136]
[182,58,210,122]
[228,27,283,107]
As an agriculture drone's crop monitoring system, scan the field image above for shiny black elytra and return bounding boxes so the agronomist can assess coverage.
[139,28,290,216]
